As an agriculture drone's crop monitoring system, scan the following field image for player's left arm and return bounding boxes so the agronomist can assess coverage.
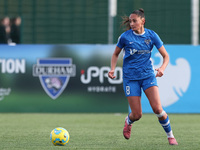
[155,45,169,77]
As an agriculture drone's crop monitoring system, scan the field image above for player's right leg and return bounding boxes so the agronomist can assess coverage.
[123,96,142,140]
[123,79,142,139]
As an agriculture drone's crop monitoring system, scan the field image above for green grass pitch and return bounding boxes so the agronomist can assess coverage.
[0,113,199,150]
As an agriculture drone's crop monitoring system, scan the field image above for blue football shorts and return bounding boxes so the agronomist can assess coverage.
[123,75,158,97]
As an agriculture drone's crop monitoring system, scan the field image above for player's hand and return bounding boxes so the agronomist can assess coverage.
[155,68,164,77]
[108,70,116,79]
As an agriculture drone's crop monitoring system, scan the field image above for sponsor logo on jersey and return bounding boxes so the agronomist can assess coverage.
[33,58,76,99]
[129,49,151,55]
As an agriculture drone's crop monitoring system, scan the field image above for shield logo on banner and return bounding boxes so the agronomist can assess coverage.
[33,58,76,99]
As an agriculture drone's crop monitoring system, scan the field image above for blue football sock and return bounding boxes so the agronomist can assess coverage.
[159,116,174,138]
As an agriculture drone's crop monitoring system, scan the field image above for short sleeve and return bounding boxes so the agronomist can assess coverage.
[116,35,125,49]
[152,31,163,49]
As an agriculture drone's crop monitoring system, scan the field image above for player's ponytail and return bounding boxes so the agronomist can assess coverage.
[139,8,144,13]
[121,15,131,31]
[132,8,145,18]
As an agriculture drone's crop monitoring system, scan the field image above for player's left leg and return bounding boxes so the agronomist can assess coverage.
[144,86,178,145]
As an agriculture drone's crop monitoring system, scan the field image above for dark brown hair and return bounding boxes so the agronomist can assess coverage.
[121,8,145,31]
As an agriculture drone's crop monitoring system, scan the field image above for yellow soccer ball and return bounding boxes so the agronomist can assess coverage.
[50,127,70,146]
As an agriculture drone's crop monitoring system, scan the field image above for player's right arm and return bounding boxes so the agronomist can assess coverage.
[108,46,122,79]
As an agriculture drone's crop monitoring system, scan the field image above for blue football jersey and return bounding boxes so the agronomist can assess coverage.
[117,28,163,80]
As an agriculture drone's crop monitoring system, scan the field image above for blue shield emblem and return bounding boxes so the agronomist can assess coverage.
[33,58,76,99]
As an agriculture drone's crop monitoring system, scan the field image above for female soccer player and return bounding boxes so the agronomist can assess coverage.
[108,8,178,145]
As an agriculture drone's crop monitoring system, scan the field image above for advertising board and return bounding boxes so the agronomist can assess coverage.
[0,45,198,113]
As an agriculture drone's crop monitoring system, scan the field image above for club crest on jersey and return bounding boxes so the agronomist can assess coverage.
[33,58,76,99]
[145,39,151,45]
